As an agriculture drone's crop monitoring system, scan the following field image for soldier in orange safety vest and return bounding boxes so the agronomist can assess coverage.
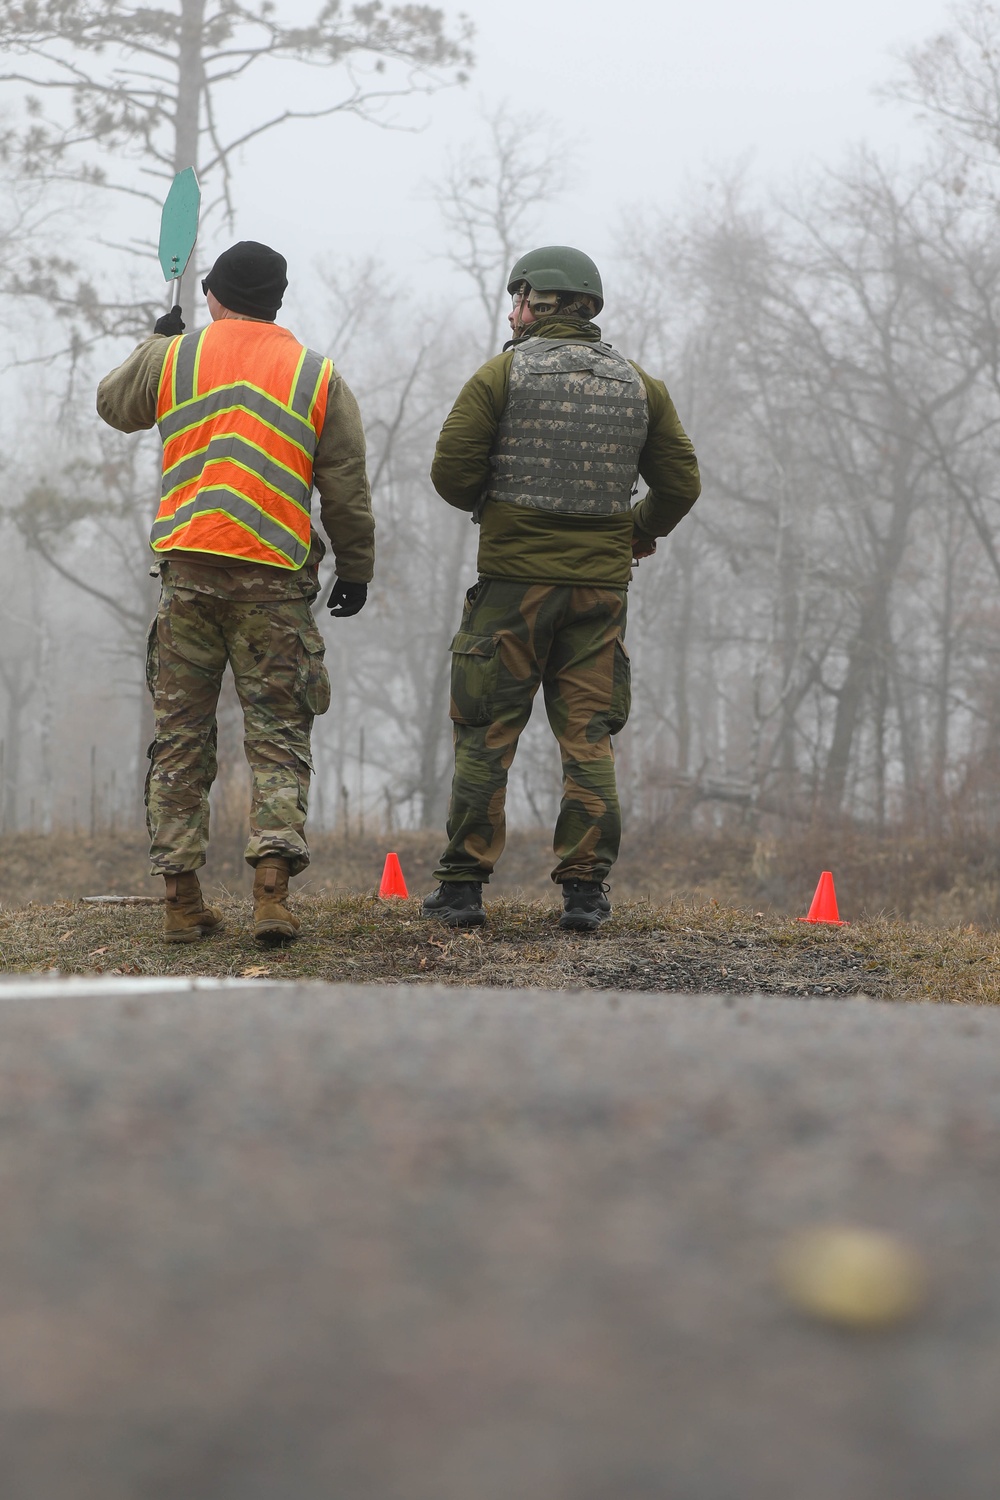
[97,241,374,945]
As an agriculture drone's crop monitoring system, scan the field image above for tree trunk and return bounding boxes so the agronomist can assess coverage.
[174,0,207,173]
[821,436,917,813]
[889,648,920,825]
[36,621,54,833]
[873,662,888,829]
[1,666,32,833]
[931,514,957,828]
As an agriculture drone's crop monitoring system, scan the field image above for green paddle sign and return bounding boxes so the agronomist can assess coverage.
[157,167,201,305]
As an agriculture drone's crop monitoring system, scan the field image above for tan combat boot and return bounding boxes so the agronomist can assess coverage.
[162,871,224,944]
[253,857,300,944]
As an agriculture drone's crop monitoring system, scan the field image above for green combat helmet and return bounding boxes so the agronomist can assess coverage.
[507,245,604,313]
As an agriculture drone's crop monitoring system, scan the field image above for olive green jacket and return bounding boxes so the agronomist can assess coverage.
[97,331,375,585]
[430,319,701,587]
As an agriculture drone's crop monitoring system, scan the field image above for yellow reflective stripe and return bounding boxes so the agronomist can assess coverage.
[164,375,309,418]
[305,356,332,422]
[163,430,310,498]
[160,334,184,411]
[172,328,207,405]
[160,398,316,458]
[288,346,308,410]
[152,511,300,569]
[289,348,329,422]
[158,380,316,444]
[151,491,308,566]
[191,329,206,397]
[162,444,311,514]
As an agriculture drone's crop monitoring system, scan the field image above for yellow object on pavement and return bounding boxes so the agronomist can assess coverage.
[778,1226,927,1329]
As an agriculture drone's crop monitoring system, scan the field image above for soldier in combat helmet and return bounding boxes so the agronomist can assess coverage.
[98,241,374,945]
[421,246,700,931]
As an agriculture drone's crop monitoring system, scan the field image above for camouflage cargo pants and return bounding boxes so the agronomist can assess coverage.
[435,579,631,885]
[145,578,331,876]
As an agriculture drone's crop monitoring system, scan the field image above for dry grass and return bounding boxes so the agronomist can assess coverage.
[5,815,1000,1003]
[2,890,999,1005]
[9,818,1000,929]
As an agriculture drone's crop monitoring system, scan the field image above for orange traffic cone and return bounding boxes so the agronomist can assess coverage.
[798,870,846,925]
[378,852,409,899]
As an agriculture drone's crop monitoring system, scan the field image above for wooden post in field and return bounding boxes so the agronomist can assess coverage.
[358,726,365,840]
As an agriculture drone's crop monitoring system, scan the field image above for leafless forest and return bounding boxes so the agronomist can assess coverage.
[4,1,1000,897]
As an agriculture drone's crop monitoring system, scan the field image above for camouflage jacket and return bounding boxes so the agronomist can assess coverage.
[97,332,375,595]
[430,319,701,587]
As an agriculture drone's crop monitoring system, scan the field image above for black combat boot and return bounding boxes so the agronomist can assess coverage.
[559,879,612,932]
[421,881,486,928]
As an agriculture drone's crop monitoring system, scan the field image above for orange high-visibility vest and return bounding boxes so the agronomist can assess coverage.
[153,320,332,569]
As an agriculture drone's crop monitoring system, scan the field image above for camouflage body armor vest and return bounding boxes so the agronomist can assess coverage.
[485,337,649,516]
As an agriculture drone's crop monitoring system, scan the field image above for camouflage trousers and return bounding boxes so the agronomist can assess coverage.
[145,578,331,877]
[435,579,631,885]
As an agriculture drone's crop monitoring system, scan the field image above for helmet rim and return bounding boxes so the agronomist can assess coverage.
[507,244,604,312]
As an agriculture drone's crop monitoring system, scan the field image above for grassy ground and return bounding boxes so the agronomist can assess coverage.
[8,818,1000,926]
[5,819,1000,1002]
[2,890,999,1004]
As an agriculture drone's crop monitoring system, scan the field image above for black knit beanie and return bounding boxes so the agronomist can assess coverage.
[202,241,287,320]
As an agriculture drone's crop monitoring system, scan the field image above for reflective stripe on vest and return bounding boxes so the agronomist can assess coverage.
[485,337,649,517]
[153,322,332,569]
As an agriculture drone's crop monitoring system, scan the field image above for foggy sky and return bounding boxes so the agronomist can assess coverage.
[229,0,952,303]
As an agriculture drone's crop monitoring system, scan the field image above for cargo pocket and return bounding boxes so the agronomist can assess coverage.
[144,618,159,699]
[606,637,632,736]
[297,625,332,717]
[449,630,500,726]
[143,740,156,830]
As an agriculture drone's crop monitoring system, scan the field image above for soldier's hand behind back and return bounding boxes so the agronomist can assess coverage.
[327,578,368,618]
[154,305,185,336]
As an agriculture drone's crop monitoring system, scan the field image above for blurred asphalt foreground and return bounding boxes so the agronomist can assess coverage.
[0,979,997,1499]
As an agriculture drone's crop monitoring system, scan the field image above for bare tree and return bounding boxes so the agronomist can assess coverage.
[1,0,473,337]
[887,0,1000,170]
[434,101,572,356]
[616,150,1000,833]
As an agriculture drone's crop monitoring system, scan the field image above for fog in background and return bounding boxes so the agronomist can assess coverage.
[3,0,1000,871]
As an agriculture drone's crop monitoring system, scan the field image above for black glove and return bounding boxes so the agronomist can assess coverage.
[326,578,368,618]
[154,304,185,336]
